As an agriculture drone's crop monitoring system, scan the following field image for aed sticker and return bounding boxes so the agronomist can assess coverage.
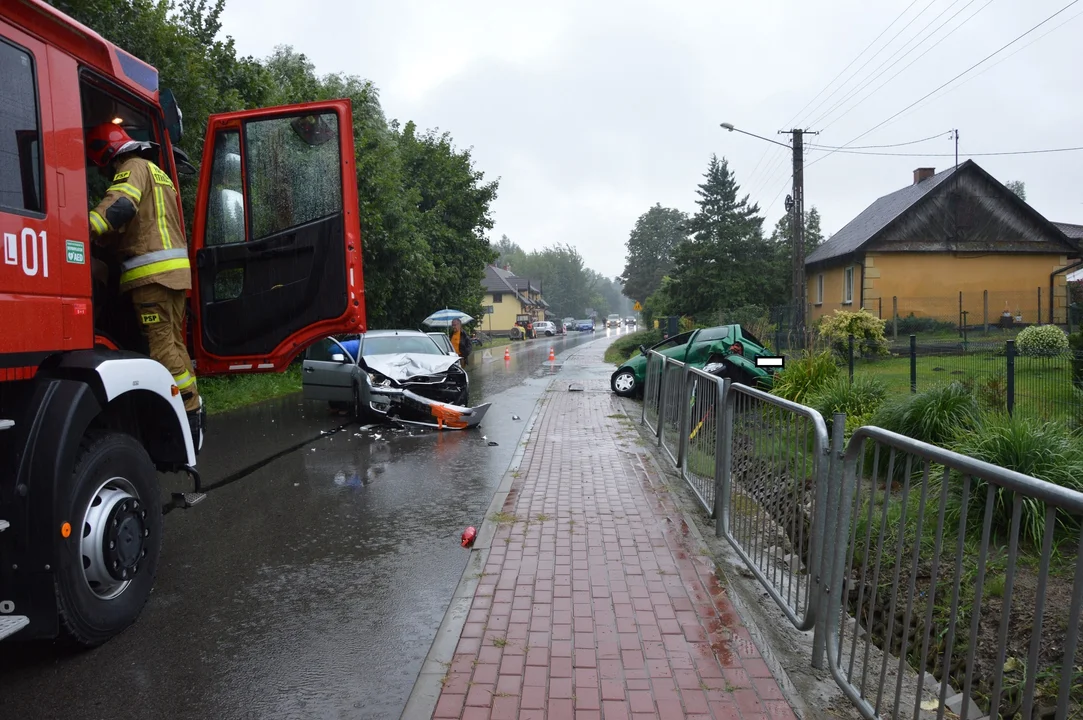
[65,239,86,264]
[755,356,785,368]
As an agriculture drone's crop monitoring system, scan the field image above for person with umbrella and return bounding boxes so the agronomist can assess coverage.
[449,317,472,362]
[422,309,474,361]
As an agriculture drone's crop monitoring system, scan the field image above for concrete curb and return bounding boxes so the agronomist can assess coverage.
[628,407,816,720]
[400,343,596,719]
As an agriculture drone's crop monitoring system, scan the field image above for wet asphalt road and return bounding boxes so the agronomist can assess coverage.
[0,328,632,720]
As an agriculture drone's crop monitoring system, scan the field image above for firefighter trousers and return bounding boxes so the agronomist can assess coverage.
[130,283,200,413]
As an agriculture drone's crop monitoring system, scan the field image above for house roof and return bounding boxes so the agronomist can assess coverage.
[806,166,961,265]
[806,160,1077,266]
[482,265,551,306]
[1054,222,1083,242]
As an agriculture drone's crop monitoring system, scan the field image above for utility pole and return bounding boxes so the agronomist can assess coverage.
[781,128,818,346]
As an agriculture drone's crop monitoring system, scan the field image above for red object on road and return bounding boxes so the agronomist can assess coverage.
[461,527,477,547]
[548,347,555,362]
[504,346,510,361]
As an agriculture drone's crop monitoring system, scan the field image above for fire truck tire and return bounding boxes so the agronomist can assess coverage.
[55,431,162,647]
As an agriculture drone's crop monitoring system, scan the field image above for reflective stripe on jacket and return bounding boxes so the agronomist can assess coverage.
[89,156,191,293]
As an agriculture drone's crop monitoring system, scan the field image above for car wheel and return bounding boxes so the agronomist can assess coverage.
[55,431,162,647]
[611,369,638,397]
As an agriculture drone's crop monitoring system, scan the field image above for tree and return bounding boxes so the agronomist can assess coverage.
[1005,180,1026,201]
[664,155,767,318]
[765,205,825,304]
[619,204,688,303]
[396,122,499,324]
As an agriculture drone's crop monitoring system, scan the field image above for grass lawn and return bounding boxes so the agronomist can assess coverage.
[853,351,1077,421]
[199,363,303,416]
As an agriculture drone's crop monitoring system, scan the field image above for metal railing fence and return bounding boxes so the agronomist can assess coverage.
[679,367,725,515]
[635,350,1083,720]
[659,359,686,466]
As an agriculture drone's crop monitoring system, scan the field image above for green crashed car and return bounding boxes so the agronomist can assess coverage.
[610,324,778,397]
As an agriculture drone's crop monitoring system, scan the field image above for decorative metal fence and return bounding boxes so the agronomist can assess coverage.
[638,349,1083,720]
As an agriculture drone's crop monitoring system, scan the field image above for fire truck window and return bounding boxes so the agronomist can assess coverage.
[244,112,341,240]
[205,130,245,246]
[0,40,43,214]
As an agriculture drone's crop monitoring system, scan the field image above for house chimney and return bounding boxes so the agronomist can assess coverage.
[504,264,510,272]
[913,167,935,184]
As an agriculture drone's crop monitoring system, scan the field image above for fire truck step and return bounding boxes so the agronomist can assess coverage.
[0,615,29,642]
[0,520,8,532]
[0,419,13,431]
[171,491,207,509]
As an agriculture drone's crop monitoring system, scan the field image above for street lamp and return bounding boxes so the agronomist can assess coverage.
[719,121,810,345]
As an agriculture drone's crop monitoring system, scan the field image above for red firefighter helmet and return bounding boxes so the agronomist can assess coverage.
[85,122,156,167]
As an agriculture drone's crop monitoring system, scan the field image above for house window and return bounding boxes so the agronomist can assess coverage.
[843,266,854,304]
[816,274,824,305]
[0,39,43,214]
[492,292,502,303]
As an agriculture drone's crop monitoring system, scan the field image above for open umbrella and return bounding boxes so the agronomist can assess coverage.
[422,309,474,328]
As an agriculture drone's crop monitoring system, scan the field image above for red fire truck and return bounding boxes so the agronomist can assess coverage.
[0,0,366,646]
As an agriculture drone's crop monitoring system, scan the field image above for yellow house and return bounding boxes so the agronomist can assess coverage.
[805,161,1081,327]
[480,265,548,334]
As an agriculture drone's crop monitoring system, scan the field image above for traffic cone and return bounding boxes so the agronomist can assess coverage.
[548,347,555,362]
[504,346,510,361]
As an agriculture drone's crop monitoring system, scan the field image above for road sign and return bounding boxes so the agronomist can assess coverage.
[633,301,642,312]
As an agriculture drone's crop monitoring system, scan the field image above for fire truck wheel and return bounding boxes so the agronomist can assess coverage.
[55,431,162,647]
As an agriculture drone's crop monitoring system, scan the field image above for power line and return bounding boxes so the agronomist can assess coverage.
[813,0,992,131]
[807,0,1082,170]
[802,144,1083,158]
[781,0,922,130]
[794,0,940,130]
[877,4,1083,132]
[807,130,953,150]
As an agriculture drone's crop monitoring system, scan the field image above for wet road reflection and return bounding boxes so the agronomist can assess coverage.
[0,332,606,719]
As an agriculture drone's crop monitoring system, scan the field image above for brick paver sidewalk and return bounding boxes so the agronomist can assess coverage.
[430,343,798,720]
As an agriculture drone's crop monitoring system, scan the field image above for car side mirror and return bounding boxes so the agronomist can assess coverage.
[639,345,648,356]
[331,353,347,363]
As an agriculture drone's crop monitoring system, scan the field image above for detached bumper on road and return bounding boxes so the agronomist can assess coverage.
[366,385,490,429]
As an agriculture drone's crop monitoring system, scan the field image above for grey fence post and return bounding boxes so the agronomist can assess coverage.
[847,334,855,382]
[817,413,850,672]
[676,365,690,469]
[1007,339,1016,416]
[655,356,667,442]
[892,296,898,341]
[715,378,733,539]
[910,334,917,394]
[812,412,847,670]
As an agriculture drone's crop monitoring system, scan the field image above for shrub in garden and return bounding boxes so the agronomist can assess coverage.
[807,375,887,438]
[770,349,839,405]
[958,372,1008,413]
[816,308,889,358]
[1014,324,1069,357]
[949,414,1083,546]
[869,381,981,447]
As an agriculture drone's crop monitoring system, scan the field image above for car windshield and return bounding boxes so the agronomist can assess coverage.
[361,335,444,356]
[652,330,694,351]
[695,326,731,343]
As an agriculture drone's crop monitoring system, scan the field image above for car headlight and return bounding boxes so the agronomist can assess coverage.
[368,372,392,387]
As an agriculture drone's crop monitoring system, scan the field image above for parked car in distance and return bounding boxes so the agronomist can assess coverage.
[563,316,576,329]
[610,324,777,397]
[575,319,595,332]
[606,314,621,328]
[534,321,557,336]
[303,330,470,420]
[625,317,637,328]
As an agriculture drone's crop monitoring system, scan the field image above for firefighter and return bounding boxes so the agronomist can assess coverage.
[85,122,202,448]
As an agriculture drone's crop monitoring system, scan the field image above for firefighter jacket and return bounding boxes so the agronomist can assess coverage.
[88,156,191,293]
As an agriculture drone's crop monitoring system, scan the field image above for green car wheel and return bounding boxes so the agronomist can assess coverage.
[611,368,638,397]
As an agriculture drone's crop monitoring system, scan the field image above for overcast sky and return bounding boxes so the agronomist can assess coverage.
[219,0,1082,280]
